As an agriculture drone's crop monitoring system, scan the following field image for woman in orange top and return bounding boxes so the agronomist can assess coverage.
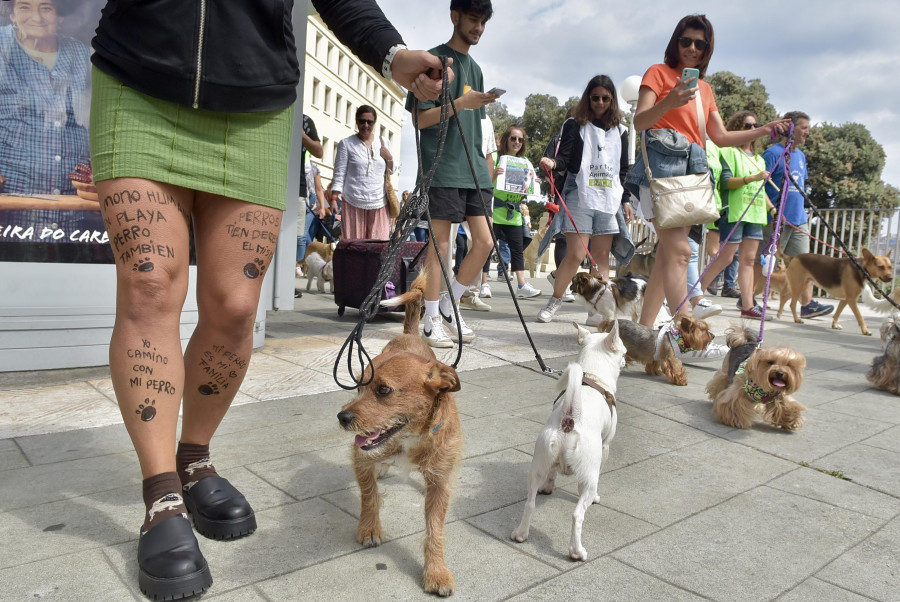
[632,14,790,330]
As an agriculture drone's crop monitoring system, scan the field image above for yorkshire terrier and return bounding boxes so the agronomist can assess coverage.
[617,315,714,386]
[866,313,900,395]
[706,327,807,430]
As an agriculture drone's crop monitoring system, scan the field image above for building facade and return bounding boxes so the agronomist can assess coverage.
[302,14,406,192]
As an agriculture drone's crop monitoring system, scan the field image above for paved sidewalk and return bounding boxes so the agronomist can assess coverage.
[1,274,899,601]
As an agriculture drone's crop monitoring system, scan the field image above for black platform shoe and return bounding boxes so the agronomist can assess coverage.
[138,515,212,600]
[183,476,257,540]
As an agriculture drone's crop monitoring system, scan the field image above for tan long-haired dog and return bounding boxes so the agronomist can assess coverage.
[866,313,900,395]
[706,327,807,430]
[786,248,893,335]
[337,272,461,597]
[617,316,714,386]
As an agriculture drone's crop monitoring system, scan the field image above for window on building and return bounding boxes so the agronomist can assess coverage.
[327,43,335,68]
[324,86,332,114]
[334,93,342,122]
[315,32,322,57]
[311,78,320,107]
[345,100,353,125]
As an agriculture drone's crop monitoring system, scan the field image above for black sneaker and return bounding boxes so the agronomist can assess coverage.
[721,287,740,298]
[801,301,834,318]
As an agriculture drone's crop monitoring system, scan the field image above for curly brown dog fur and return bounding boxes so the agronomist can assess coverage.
[706,327,807,430]
[617,315,714,386]
[337,273,461,596]
[866,314,900,395]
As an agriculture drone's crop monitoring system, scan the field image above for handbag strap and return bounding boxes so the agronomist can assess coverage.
[640,82,707,183]
[380,136,390,178]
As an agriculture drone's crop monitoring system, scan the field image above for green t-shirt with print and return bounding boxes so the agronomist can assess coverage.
[719,147,767,225]
[404,44,491,189]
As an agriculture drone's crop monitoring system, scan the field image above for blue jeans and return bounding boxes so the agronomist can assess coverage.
[723,250,738,288]
[687,237,702,299]
[497,239,510,276]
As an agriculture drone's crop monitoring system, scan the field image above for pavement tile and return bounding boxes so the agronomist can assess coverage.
[817,388,900,424]
[14,422,134,466]
[816,442,900,498]
[507,556,707,601]
[588,438,795,527]
[767,465,900,521]
[255,521,558,602]
[0,437,29,471]
[0,382,121,439]
[0,548,137,601]
[816,514,900,601]
[247,443,355,502]
[468,492,658,570]
[203,585,269,601]
[612,485,883,602]
[0,451,140,512]
[864,424,900,453]
[778,577,872,602]
[460,412,550,459]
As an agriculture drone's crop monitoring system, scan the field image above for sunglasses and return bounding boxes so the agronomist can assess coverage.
[509,136,524,142]
[590,94,612,103]
[678,37,709,51]
[357,118,375,125]
[743,122,759,130]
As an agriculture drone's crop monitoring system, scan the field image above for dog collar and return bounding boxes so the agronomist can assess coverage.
[668,327,688,354]
[735,361,778,405]
[551,375,616,432]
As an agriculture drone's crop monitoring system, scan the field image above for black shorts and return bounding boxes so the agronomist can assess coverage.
[427,187,492,222]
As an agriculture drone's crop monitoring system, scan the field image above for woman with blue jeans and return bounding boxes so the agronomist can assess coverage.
[698,110,777,320]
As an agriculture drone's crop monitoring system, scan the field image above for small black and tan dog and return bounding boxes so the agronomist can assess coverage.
[571,271,647,332]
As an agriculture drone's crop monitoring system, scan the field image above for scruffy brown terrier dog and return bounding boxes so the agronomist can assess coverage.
[786,247,893,335]
[617,315,714,386]
[706,327,807,430]
[627,239,657,278]
[866,313,900,395]
[337,272,461,597]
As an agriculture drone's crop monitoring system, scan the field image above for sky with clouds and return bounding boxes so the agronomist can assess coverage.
[376,0,900,196]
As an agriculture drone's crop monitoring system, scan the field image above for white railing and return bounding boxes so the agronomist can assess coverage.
[622,207,900,293]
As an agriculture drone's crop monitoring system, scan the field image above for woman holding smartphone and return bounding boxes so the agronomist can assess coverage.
[627,14,790,342]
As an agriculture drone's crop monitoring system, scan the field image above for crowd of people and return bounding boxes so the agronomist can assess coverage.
[2,0,828,598]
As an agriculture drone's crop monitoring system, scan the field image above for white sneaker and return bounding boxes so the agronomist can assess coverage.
[562,285,575,302]
[692,298,722,319]
[670,337,729,363]
[439,293,475,343]
[546,271,557,285]
[495,272,510,282]
[480,283,492,298]
[422,314,454,348]
[516,282,542,298]
[537,297,563,323]
[460,291,491,311]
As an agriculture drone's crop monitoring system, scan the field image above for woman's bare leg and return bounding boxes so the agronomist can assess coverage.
[640,224,692,326]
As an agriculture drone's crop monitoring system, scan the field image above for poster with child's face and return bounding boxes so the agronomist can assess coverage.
[0,0,109,263]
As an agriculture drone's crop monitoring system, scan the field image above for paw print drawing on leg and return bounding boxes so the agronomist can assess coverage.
[198,383,220,396]
[133,257,154,272]
[136,398,157,421]
[243,258,266,279]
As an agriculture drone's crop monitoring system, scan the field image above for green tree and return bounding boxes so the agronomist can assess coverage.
[486,102,517,139]
[804,122,900,210]
[706,71,777,125]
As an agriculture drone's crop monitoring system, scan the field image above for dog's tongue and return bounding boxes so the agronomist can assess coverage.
[355,430,383,448]
[773,377,786,388]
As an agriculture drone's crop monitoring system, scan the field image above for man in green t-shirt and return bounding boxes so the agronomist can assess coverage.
[405,0,499,348]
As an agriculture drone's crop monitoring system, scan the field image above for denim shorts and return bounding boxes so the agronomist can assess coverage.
[716,214,763,243]
[558,176,618,236]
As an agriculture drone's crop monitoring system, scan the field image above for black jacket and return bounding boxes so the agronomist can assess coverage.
[91,0,403,113]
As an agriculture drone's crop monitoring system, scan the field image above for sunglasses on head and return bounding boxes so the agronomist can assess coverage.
[743,122,759,130]
[678,37,709,51]
[357,118,375,125]
[590,94,612,103]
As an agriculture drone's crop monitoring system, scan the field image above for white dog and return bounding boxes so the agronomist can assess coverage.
[305,251,333,293]
[511,321,625,560]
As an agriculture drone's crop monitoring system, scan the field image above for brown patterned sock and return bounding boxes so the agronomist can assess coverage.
[176,442,220,491]
[141,472,187,534]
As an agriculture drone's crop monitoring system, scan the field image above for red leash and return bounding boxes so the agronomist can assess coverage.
[543,166,603,276]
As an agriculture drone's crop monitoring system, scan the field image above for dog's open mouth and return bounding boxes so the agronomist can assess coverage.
[355,421,406,450]
[770,374,788,389]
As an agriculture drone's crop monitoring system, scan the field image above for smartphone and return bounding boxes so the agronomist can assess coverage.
[681,68,700,89]
[487,87,506,97]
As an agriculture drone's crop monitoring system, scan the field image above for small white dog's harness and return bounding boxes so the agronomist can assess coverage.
[554,375,616,433]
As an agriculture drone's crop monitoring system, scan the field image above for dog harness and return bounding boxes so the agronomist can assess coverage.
[554,375,616,433]
[667,327,688,353]
[735,361,778,405]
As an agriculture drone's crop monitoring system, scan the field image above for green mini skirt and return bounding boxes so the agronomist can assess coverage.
[89,67,294,210]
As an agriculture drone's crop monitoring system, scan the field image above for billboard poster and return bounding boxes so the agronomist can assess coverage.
[0,0,110,262]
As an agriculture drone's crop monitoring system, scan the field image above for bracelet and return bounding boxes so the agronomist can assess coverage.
[381,43,408,80]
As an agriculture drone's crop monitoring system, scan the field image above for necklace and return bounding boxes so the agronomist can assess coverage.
[447,46,472,92]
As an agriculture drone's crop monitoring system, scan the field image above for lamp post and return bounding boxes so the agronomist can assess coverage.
[621,75,642,166]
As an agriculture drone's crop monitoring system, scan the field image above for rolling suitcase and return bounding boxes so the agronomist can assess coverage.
[332,239,427,316]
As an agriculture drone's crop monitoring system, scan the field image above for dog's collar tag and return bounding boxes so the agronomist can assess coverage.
[736,361,777,404]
